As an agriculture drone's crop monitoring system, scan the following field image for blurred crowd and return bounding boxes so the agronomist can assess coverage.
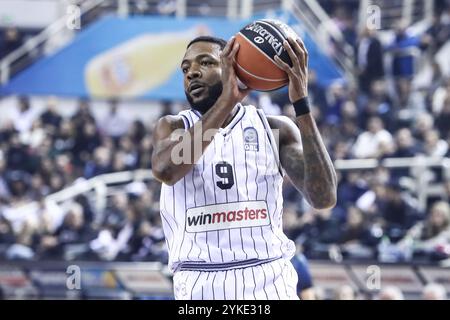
[278,0,450,263]
[309,282,448,300]
[0,0,449,268]
[0,97,167,262]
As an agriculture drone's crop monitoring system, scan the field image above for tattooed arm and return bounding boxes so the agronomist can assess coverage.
[152,37,250,185]
[269,36,337,210]
[268,115,337,210]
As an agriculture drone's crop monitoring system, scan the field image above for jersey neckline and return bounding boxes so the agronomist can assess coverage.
[218,103,246,136]
[189,104,246,137]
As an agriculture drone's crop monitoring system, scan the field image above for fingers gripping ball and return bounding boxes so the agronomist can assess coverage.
[233,19,300,91]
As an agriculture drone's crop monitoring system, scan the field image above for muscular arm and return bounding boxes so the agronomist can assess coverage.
[270,35,336,210]
[152,37,250,185]
[268,114,337,210]
[151,101,236,185]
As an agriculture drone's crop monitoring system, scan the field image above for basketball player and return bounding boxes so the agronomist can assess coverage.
[151,35,337,300]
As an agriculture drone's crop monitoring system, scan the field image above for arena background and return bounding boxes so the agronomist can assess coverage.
[0,0,449,300]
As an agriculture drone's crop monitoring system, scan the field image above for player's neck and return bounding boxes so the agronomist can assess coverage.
[221,105,240,129]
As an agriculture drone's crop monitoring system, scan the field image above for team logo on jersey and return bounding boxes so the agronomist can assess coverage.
[243,127,259,151]
[185,201,270,233]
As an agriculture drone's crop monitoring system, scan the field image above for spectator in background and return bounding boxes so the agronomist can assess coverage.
[432,78,450,115]
[332,141,352,160]
[73,121,102,167]
[355,27,384,95]
[118,136,139,169]
[128,120,146,145]
[377,286,404,300]
[40,96,62,132]
[307,70,328,114]
[423,129,449,157]
[360,80,394,131]
[51,202,96,259]
[334,285,356,300]
[10,96,39,134]
[352,117,394,159]
[331,5,357,49]
[84,146,112,179]
[338,206,378,259]
[374,180,422,240]
[296,208,342,259]
[37,158,55,188]
[435,95,450,139]
[0,27,23,59]
[387,22,422,107]
[0,216,15,247]
[422,283,447,300]
[110,151,130,172]
[413,112,435,142]
[53,120,75,155]
[48,173,65,193]
[324,82,347,125]
[390,128,422,179]
[102,192,129,232]
[137,136,153,169]
[336,172,369,213]
[71,100,99,166]
[423,12,450,55]
[282,205,304,240]
[90,204,138,261]
[291,245,316,300]
[0,156,11,203]
[6,132,32,173]
[397,201,450,261]
[20,119,46,150]
[100,100,130,145]
[71,99,96,130]
[32,202,59,259]
[391,128,421,158]
[5,217,36,260]
[28,174,50,200]
[159,100,174,117]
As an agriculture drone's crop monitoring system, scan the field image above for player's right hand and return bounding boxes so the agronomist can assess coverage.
[219,36,251,107]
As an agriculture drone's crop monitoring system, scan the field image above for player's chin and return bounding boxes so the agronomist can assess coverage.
[189,91,209,104]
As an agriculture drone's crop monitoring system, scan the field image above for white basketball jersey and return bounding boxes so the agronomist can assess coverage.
[160,104,296,273]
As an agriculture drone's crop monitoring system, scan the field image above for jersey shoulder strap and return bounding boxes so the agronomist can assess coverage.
[177,109,202,129]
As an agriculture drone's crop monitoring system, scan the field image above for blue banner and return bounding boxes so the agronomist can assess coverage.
[0,12,343,100]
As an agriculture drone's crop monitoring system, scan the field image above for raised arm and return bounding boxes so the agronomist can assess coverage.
[151,37,250,185]
[268,115,336,210]
[271,37,337,210]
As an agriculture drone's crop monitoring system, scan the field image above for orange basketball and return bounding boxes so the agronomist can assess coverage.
[233,19,299,91]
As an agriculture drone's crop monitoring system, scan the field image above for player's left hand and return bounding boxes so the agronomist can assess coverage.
[274,37,308,103]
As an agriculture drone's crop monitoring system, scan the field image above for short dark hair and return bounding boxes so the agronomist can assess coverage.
[187,36,227,50]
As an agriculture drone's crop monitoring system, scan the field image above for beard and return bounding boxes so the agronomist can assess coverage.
[185,81,223,114]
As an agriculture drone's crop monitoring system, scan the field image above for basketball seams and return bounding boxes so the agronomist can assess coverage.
[236,32,286,75]
[234,60,288,82]
[256,20,288,43]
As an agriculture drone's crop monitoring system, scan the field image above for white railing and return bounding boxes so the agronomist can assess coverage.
[1,169,154,230]
[335,156,450,212]
[47,169,154,215]
[3,156,447,232]
[0,0,106,85]
[34,156,450,219]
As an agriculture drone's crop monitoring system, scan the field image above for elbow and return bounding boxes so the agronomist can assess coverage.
[309,190,337,211]
[152,161,178,186]
[152,167,177,186]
